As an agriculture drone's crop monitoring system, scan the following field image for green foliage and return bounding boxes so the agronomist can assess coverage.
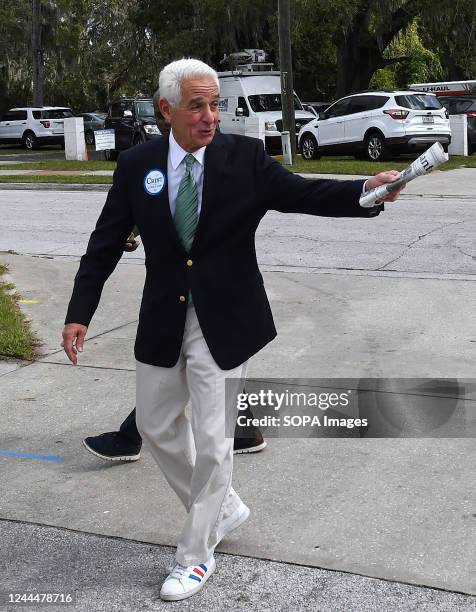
[291,0,341,100]
[370,21,443,89]
[370,68,398,91]
[419,0,476,80]
[0,0,32,112]
[0,0,474,113]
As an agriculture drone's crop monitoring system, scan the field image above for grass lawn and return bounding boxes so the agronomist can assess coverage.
[0,160,116,171]
[0,264,38,360]
[278,154,476,174]
[0,154,474,177]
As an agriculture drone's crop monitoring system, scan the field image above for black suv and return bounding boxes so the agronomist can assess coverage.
[104,98,160,160]
[439,96,476,154]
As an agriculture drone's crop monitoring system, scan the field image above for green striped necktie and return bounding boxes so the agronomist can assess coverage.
[174,153,198,252]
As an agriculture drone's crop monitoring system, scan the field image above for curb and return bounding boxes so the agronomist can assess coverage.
[0,183,110,192]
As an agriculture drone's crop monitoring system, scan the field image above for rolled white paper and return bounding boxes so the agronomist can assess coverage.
[359,142,449,208]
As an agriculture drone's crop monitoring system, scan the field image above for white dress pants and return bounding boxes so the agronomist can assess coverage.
[135,305,248,566]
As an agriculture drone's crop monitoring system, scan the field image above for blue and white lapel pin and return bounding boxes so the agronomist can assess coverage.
[144,169,166,196]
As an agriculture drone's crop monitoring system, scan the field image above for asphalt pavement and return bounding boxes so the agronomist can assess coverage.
[0,171,475,611]
[2,521,475,612]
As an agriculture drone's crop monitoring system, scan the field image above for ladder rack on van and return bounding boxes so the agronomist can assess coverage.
[218,69,281,78]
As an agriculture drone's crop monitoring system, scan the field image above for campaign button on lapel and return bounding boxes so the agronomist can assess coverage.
[144,169,166,196]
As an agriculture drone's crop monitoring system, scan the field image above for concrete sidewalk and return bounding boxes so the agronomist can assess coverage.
[1,251,475,600]
[0,185,475,609]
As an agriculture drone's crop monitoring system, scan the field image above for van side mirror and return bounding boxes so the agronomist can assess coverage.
[318,111,327,120]
[235,107,244,117]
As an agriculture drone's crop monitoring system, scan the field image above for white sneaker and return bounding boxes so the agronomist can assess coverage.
[160,555,216,601]
[214,500,250,544]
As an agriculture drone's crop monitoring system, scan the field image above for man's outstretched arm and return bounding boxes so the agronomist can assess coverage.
[254,140,403,216]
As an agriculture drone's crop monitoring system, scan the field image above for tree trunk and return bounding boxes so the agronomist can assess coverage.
[334,1,420,98]
[334,7,384,97]
[439,44,467,81]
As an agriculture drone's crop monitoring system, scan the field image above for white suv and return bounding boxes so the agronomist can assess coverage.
[298,91,451,161]
[0,106,74,149]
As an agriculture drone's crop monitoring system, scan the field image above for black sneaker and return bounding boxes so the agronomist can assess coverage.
[83,432,142,462]
[233,431,267,454]
[233,404,267,454]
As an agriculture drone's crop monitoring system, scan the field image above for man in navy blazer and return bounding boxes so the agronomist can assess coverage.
[63,58,402,602]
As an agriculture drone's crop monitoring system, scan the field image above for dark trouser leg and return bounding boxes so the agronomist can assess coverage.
[121,399,264,449]
[119,408,142,445]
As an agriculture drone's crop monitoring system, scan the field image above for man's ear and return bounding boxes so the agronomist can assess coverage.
[159,98,173,123]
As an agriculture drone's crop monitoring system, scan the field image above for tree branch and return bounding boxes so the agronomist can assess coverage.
[382,0,428,48]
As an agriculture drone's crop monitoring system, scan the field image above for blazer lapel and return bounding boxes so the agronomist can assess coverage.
[191,133,228,253]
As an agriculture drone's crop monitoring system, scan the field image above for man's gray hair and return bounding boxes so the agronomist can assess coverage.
[158,58,219,107]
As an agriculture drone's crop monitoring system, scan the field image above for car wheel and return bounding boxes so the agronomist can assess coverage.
[104,149,118,161]
[300,134,320,160]
[365,132,387,161]
[85,130,95,145]
[23,131,38,150]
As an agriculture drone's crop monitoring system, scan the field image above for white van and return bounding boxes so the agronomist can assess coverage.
[217,70,315,152]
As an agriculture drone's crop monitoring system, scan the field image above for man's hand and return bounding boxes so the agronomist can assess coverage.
[62,323,88,365]
[366,170,403,202]
[124,231,140,252]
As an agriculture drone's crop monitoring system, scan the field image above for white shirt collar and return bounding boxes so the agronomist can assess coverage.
[169,130,206,170]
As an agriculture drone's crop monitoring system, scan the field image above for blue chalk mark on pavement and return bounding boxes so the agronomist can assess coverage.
[0,450,64,462]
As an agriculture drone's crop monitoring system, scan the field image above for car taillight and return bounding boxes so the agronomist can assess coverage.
[383,109,409,120]
[40,120,50,128]
[467,112,476,118]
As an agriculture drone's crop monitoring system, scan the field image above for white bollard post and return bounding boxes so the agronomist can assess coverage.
[448,115,468,156]
[64,117,87,160]
[281,131,292,165]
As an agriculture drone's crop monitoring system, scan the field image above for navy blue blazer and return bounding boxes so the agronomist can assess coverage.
[65,133,382,369]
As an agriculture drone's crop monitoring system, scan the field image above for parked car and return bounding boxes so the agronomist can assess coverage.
[438,96,476,154]
[103,98,160,160]
[302,101,332,116]
[298,91,451,161]
[81,112,106,145]
[0,106,73,149]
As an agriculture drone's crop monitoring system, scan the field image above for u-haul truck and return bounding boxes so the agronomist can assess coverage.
[409,81,476,155]
[408,80,476,96]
